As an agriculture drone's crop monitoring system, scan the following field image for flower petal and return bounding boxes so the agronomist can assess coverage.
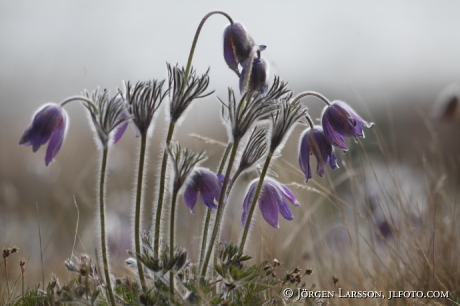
[322,108,348,152]
[241,181,257,227]
[45,110,68,166]
[298,130,313,183]
[184,184,198,214]
[239,57,269,95]
[113,121,128,144]
[275,180,300,207]
[278,198,294,221]
[258,182,280,228]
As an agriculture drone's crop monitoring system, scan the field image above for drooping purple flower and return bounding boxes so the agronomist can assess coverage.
[183,168,222,214]
[223,22,255,75]
[321,100,374,151]
[241,177,300,228]
[19,103,68,166]
[239,57,269,95]
[298,126,338,183]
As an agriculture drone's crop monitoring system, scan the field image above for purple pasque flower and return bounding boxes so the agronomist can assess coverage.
[183,167,222,214]
[239,57,269,95]
[321,100,374,151]
[19,103,68,166]
[223,22,255,75]
[242,177,300,228]
[298,126,338,183]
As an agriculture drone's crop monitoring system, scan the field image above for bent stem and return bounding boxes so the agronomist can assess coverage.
[292,91,332,106]
[199,142,233,270]
[184,10,233,82]
[169,191,179,298]
[155,11,233,258]
[238,150,274,256]
[201,139,240,277]
[134,134,147,291]
[154,122,175,258]
[99,147,116,306]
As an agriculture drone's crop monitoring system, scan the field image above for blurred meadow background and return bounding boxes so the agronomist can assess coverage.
[1,0,460,303]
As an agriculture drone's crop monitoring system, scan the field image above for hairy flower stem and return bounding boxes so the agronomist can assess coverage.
[169,191,179,298]
[238,150,274,256]
[134,134,147,291]
[59,96,97,110]
[199,142,233,270]
[99,148,116,306]
[155,11,233,258]
[184,11,233,82]
[291,91,332,106]
[154,123,176,258]
[201,139,240,277]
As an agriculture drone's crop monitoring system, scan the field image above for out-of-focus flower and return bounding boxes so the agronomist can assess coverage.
[183,167,222,214]
[298,126,338,182]
[242,177,300,228]
[19,103,68,166]
[223,22,255,75]
[239,57,269,95]
[321,100,374,151]
[431,83,460,122]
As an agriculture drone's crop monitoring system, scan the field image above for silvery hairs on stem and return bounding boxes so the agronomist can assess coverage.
[167,142,207,193]
[220,76,291,142]
[167,63,214,124]
[123,79,169,137]
[84,89,130,149]
[270,95,307,153]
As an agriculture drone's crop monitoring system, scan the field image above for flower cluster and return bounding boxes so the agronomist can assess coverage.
[298,100,374,182]
[18,10,377,302]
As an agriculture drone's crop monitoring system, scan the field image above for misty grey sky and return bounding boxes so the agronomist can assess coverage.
[1,0,460,157]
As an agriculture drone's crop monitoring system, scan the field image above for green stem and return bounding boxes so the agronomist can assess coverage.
[201,139,240,277]
[99,147,116,306]
[154,122,176,258]
[134,134,147,291]
[238,150,274,256]
[199,142,233,270]
[169,191,179,299]
[212,166,244,266]
[184,11,233,82]
[218,143,233,174]
[199,208,212,272]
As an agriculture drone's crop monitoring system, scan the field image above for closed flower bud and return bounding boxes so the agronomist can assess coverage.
[223,22,255,75]
[239,57,269,95]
